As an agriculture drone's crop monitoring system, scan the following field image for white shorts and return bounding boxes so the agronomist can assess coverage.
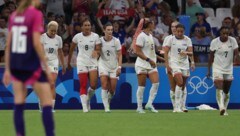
[47,60,59,74]
[77,65,98,74]
[99,67,119,79]
[212,72,233,81]
[172,68,190,77]
[135,66,158,75]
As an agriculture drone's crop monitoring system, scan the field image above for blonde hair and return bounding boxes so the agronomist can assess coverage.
[47,21,59,30]
[16,0,32,14]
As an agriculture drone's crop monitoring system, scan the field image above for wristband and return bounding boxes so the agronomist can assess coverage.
[146,58,150,62]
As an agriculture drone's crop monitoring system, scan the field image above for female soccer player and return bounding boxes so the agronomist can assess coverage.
[99,23,122,112]
[134,18,159,113]
[164,24,195,113]
[40,21,65,112]
[162,21,179,112]
[207,26,240,116]
[2,0,55,136]
[67,18,101,113]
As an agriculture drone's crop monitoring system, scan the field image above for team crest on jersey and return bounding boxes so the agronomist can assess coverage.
[55,44,58,46]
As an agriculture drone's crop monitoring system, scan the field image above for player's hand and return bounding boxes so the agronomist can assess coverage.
[166,65,172,74]
[2,70,11,86]
[92,51,99,59]
[62,66,66,75]
[179,51,187,57]
[116,67,121,77]
[190,63,195,71]
[149,59,156,68]
[67,64,72,71]
[206,71,211,78]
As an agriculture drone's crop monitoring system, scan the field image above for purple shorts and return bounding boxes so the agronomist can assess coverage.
[10,68,48,85]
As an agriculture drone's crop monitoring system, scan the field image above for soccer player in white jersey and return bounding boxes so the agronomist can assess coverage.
[162,21,182,112]
[67,18,101,113]
[164,24,195,113]
[99,23,122,112]
[207,26,240,116]
[40,21,65,112]
[134,18,159,113]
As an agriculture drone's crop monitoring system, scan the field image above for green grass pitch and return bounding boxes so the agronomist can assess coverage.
[0,110,239,136]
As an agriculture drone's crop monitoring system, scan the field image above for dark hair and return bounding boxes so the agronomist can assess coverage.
[219,26,230,33]
[176,24,185,30]
[142,18,152,29]
[80,18,91,27]
[103,22,112,30]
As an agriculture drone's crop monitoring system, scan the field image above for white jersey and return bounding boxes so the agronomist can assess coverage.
[41,33,62,62]
[72,32,101,66]
[135,32,156,69]
[164,35,192,69]
[99,37,121,71]
[210,36,238,74]
[163,34,174,62]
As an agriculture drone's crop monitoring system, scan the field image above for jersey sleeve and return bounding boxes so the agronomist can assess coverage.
[58,36,63,49]
[95,34,101,45]
[136,34,144,47]
[187,37,192,47]
[164,36,172,48]
[231,37,238,50]
[72,34,78,44]
[115,38,122,51]
[162,36,170,47]
[33,10,44,33]
[210,39,216,51]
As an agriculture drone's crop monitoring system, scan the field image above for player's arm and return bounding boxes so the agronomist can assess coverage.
[67,42,77,70]
[163,46,171,71]
[135,45,156,68]
[234,47,240,64]
[58,48,65,74]
[2,32,12,86]
[207,50,215,78]
[187,46,195,71]
[92,43,101,59]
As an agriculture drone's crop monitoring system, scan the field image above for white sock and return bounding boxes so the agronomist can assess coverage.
[87,87,95,100]
[147,83,159,106]
[80,94,88,112]
[136,86,145,109]
[101,89,109,110]
[52,100,55,110]
[181,87,187,109]
[216,89,224,110]
[170,90,175,109]
[175,85,182,111]
[223,92,230,110]
[108,91,115,103]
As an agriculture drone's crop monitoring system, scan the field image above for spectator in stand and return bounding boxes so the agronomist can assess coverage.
[0,16,7,62]
[186,0,205,26]
[55,15,69,41]
[5,1,16,13]
[233,23,240,50]
[41,0,65,16]
[1,6,11,20]
[155,14,174,41]
[191,26,212,63]
[231,4,240,31]
[190,12,212,37]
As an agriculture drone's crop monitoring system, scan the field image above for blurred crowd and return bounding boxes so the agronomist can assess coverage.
[0,0,239,64]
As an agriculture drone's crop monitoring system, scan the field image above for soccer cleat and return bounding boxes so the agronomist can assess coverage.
[105,109,111,113]
[182,107,188,113]
[82,104,89,113]
[224,111,228,116]
[52,110,55,113]
[220,109,225,116]
[145,104,158,113]
[136,108,146,114]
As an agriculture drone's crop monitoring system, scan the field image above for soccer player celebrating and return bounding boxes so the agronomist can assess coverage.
[40,21,65,112]
[207,26,240,116]
[2,0,55,135]
[164,24,195,113]
[68,18,101,113]
[134,18,160,113]
[99,23,122,112]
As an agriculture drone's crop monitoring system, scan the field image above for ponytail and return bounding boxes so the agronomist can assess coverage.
[129,18,144,53]
[16,0,32,14]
